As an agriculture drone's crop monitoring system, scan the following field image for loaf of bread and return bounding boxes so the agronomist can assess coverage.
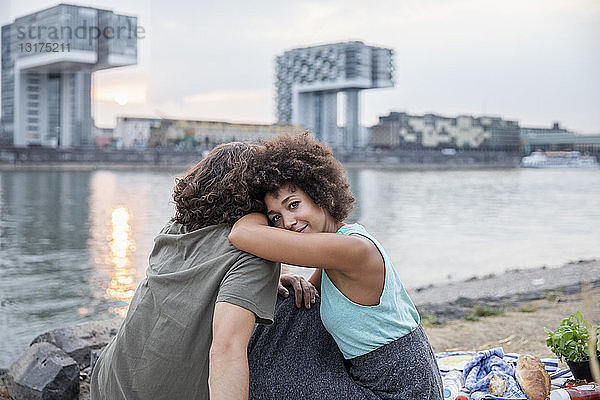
[515,355,550,400]
[489,374,506,396]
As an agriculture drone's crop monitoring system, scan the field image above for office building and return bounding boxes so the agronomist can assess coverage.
[1,4,138,147]
[275,41,393,149]
[370,111,520,151]
[114,116,304,149]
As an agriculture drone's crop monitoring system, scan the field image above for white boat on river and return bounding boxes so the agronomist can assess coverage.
[521,151,599,168]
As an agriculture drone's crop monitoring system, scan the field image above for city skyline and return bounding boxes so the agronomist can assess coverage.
[1,0,599,134]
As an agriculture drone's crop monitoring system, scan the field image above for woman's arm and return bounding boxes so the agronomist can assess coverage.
[229,213,381,276]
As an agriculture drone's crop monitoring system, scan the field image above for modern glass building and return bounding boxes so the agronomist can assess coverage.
[1,4,137,147]
[275,41,394,149]
[370,111,521,151]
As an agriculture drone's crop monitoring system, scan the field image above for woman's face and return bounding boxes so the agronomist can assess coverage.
[265,185,336,233]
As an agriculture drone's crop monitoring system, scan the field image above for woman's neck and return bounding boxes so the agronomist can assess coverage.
[324,218,344,233]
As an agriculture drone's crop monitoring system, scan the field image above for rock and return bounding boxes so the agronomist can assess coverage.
[31,319,122,368]
[5,342,79,400]
[0,368,8,396]
[89,348,104,374]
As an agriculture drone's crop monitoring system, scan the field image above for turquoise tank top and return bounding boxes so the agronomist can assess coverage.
[320,223,420,359]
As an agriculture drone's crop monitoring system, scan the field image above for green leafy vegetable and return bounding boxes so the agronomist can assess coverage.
[544,311,599,363]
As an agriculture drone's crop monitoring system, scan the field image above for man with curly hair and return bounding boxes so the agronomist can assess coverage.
[91,142,281,400]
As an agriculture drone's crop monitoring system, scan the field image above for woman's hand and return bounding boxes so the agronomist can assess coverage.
[279,273,319,309]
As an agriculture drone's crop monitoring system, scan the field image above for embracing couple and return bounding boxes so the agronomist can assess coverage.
[90,132,443,400]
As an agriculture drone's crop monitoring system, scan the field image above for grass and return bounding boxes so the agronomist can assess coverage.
[420,313,439,328]
[545,288,565,302]
[474,305,506,317]
[464,304,506,321]
[518,304,539,313]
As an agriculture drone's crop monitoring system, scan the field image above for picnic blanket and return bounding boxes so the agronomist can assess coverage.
[463,347,527,400]
[436,349,572,398]
[436,351,564,378]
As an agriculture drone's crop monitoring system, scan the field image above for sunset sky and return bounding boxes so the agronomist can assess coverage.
[1,0,599,133]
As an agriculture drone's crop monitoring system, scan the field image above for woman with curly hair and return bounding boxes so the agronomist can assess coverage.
[230,133,443,399]
[91,142,280,400]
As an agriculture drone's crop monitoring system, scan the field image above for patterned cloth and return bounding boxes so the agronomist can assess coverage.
[436,351,476,372]
[463,347,527,400]
[248,286,443,400]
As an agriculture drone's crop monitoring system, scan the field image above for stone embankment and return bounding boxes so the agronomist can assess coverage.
[0,146,522,171]
[1,259,597,399]
[1,320,122,400]
[409,259,600,324]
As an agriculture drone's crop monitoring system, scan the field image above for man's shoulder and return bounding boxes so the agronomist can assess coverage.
[156,222,233,246]
[232,248,278,268]
[160,220,230,235]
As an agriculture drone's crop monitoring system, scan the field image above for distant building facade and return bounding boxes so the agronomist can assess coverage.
[275,41,394,149]
[92,124,114,147]
[520,122,600,156]
[114,117,304,149]
[1,4,138,147]
[114,117,160,149]
[370,111,520,151]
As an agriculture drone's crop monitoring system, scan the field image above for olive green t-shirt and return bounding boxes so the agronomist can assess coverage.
[91,221,279,400]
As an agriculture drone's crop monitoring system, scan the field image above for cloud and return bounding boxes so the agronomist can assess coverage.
[94,82,148,105]
[183,89,271,103]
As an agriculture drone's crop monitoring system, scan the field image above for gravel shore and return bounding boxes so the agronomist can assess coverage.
[409,259,600,324]
[425,285,600,356]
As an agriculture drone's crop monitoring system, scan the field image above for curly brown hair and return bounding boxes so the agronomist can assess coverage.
[251,132,355,222]
[172,142,264,231]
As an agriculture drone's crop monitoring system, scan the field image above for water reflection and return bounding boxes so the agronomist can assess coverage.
[105,206,136,317]
[0,171,93,368]
[86,170,174,319]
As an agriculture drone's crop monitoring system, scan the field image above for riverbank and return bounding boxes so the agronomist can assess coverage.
[425,285,600,357]
[0,146,522,172]
[417,259,600,357]
[0,162,188,172]
[2,259,597,399]
[0,161,521,172]
[410,259,600,324]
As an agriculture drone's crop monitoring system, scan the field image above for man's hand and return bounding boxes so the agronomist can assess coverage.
[209,302,255,400]
[279,273,319,309]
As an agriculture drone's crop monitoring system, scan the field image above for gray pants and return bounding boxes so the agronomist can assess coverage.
[248,287,443,399]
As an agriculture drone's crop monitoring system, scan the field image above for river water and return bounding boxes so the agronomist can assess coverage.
[1,167,599,367]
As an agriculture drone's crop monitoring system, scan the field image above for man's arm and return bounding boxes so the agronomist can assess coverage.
[278,265,319,308]
[209,301,256,400]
